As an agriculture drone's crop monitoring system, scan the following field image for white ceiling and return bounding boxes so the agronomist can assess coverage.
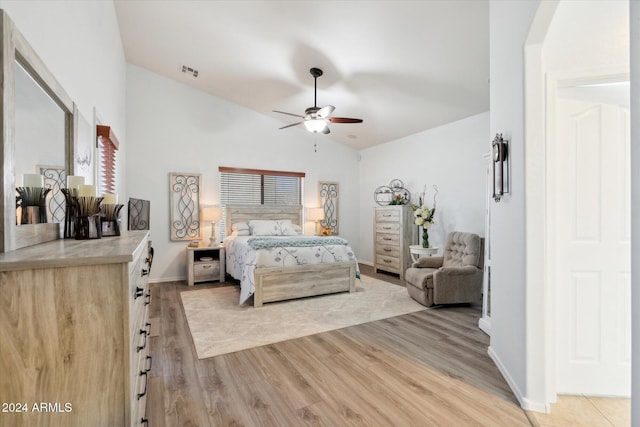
[114,0,489,149]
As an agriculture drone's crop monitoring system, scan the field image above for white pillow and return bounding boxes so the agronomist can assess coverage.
[248,219,298,236]
[232,222,250,232]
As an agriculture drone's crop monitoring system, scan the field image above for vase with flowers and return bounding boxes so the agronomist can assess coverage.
[411,185,438,248]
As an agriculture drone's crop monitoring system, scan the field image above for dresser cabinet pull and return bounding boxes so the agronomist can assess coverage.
[383,237,392,241]
[383,226,392,230]
[135,286,144,299]
[137,371,148,400]
[144,322,151,336]
[137,329,147,352]
[145,355,153,373]
[141,418,149,426]
[383,248,392,252]
[383,259,392,263]
[383,214,392,217]
[141,268,149,276]
[144,291,152,306]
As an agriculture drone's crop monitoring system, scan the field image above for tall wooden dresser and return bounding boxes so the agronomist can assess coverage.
[374,206,417,280]
[0,231,153,427]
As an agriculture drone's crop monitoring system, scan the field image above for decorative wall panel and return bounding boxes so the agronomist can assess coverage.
[169,172,201,241]
[38,165,66,223]
[319,181,339,235]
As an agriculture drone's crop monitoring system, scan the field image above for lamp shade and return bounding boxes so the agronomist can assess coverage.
[307,207,325,222]
[202,206,223,221]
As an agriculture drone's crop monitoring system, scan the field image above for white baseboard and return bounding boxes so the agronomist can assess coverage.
[359,260,374,267]
[487,346,551,413]
[478,317,491,335]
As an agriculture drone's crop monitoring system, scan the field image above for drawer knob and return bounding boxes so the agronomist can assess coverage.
[145,355,153,373]
[144,291,151,306]
[137,371,148,400]
[141,268,149,276]
[134,286,144,299]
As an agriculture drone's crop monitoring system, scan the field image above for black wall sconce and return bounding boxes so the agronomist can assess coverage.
[492,133,510,202]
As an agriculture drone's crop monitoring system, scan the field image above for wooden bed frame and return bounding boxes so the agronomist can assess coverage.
[225,204,356,307]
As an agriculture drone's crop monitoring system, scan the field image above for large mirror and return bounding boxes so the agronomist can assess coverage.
[1,10,75,252]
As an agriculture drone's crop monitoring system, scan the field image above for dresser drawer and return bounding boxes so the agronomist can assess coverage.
[376,245,401,258]
[376,233,400,245]
[376,223,400,233]
[194,261,220,278]
[375,254,401,271]
[375,209,401,222]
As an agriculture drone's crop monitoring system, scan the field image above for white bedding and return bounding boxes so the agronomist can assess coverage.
[224,234,359,304]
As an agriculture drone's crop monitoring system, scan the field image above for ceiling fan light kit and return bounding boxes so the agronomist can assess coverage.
[274,67,363,134]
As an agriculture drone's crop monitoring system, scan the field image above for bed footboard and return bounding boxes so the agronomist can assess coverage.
[253,261,356,307]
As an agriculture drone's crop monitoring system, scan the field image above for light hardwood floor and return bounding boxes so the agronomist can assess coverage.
[146,266,627,426]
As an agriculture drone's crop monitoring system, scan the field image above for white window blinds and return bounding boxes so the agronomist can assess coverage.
[218,167,305,239]
[219,167,304,206]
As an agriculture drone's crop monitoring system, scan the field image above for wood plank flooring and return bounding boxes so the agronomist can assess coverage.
[146,266,533,426]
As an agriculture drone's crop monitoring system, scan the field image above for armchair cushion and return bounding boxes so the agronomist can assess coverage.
[412,256,443,269]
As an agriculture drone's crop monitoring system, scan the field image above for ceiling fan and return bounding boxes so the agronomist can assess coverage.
[273,67,363,134]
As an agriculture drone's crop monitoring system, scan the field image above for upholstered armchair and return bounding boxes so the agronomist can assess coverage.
[405,231,484,307]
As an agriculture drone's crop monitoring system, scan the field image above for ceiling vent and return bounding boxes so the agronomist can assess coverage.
[181,65,199,78]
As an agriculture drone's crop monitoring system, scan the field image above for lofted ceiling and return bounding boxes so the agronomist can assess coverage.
[114,0,489,150]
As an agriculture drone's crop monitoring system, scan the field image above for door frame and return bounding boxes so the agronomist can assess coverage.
[524,0,631,410]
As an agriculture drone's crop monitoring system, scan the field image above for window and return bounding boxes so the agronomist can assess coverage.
[96,125,119,194]
[219,166,305,238]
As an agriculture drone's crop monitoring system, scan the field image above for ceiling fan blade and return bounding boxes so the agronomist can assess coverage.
[316,105,335,118]
[273,110,305,119]
[278,122,303,130]
[328,117,363,124]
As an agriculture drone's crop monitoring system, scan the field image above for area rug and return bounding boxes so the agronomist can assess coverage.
[181,275,426,359]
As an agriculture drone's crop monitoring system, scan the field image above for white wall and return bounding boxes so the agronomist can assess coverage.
[126,64,361,282]
[357,112,489,264]
[630,2,639,424]
[488,0,540,410]
[0,0,128,198]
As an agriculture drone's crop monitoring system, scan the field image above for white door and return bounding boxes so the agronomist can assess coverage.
[555,96,631,396]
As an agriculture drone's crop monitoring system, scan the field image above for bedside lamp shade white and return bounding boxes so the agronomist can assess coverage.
[23,173,43,188]
[66,175,85,190]
[202,206,223,247]
[307,207,325,235]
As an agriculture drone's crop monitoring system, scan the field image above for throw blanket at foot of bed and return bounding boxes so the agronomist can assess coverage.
[246,236,349,249]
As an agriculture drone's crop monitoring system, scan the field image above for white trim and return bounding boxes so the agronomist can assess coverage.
[488,346,551,413]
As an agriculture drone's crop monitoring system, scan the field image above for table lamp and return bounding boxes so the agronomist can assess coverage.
[202,206,223,246]
[307,207,325,235]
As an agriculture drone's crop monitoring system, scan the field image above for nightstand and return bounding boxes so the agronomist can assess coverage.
[186,244,225,286]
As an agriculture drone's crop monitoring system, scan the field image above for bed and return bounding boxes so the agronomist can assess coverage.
[224,204,358,306]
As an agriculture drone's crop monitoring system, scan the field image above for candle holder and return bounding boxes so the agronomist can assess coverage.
[101,204,124,237]
[16,187,50,224]
[74,196,103,240]
[61,188,79,238]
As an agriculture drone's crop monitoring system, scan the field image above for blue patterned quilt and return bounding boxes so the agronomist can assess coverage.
[247,236,348,250]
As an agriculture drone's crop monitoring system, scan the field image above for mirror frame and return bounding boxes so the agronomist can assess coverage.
[0,10,75,252]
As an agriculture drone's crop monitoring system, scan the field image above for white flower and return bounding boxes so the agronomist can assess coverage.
[415,217,424,226]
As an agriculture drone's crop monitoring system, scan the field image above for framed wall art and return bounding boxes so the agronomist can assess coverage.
[169,172,201,241]
[319,181,339,235]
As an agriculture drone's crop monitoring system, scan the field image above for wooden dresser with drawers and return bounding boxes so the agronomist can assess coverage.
[0,231,153,427]
[374,205,417,280]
